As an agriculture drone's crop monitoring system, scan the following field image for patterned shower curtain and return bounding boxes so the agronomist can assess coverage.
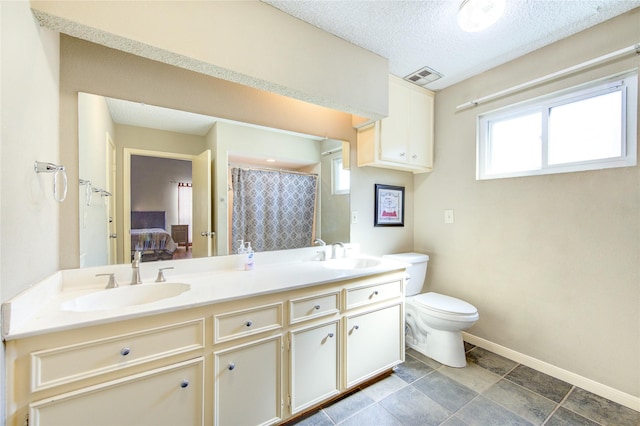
[231,168,318,253]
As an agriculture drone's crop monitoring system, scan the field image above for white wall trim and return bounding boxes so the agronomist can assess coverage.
[462,332,640,411]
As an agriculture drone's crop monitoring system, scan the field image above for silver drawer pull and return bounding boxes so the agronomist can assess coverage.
[180,380,189,388]
[353,325,359,331]
[228,363,236,371]
[314,304,321,310]
[120,347,131,356]
[373,290,379,296]
[245,320,253,327]
[328,333,334,338]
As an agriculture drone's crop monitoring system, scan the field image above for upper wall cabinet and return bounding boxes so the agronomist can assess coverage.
[356,75,434,174]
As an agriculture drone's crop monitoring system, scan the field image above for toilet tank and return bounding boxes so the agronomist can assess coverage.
[383,253,429,296]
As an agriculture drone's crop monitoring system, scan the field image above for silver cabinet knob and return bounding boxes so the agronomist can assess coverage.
[180,380,189,388]
[399,152,406,157]
[373,290,379,296]
[314,304,321,310]
[328,333,334,338]
[120,347,131,356]
[353,325,359,330]
[245,320,253,327]
[228,363,236,371]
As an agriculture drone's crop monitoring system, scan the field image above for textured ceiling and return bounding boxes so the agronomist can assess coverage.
[263,0,640,90]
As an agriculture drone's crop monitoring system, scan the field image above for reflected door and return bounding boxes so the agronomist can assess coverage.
[192,149,212,258]
[106,134,117,264]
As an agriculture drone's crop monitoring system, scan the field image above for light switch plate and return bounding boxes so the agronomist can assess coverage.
[444,209,455,224]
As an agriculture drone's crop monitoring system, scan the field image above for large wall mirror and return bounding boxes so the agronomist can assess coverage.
[78,92,350,268]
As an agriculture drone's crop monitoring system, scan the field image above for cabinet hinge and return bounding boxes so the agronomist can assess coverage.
[287,395,291,409]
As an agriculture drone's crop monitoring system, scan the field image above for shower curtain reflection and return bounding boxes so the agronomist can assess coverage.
[231,167,318,253]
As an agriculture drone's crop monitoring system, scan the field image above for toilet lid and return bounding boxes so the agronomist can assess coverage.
[413,292,477,315]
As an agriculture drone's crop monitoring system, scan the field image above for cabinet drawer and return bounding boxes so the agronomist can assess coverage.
[31,319,205,392]
[30,357,204,426]
[344,279,402,310]
[215,303,283,343]
[289,291,340,324]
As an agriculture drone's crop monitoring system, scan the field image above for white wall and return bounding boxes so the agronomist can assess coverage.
[1,1,60,300]
[416,9,640,403]
[1,0,60,423]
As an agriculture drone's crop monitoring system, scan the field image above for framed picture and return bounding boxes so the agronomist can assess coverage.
[374,184,404,227]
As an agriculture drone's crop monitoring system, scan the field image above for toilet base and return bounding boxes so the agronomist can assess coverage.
[406,326,467,368]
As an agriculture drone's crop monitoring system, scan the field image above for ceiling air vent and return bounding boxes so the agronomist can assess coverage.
[404,66,443,87]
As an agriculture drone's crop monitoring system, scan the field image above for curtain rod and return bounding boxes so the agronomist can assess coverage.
[456,43,640,111]
[321,147,341,156]
[230,165,318,177]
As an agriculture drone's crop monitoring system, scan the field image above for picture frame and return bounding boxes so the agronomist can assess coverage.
[374,184,405,227]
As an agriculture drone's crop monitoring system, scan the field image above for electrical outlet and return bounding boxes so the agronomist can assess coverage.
[351,210,358,224]
[444,209,455,224]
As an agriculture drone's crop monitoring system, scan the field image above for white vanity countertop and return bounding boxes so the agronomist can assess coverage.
[2,247,408,340]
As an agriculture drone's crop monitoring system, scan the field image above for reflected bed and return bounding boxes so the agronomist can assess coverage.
[131,211,178,261]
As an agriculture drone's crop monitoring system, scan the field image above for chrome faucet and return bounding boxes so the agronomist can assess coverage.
[131,251,142,285]
[313,238,326,246]
[331,242,345,259]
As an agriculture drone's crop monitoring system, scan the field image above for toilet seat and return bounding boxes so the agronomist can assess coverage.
[412,292,478,319]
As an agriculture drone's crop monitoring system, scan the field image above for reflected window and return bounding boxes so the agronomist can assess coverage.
[332,157,350,195]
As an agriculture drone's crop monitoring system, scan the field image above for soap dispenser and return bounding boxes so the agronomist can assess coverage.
[237,240,246,270]
[244,242,255,271]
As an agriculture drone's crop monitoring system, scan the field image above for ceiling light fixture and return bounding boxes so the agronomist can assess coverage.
[457,0,505,32]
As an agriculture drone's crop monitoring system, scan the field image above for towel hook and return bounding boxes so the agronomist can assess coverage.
[34,161,67,202]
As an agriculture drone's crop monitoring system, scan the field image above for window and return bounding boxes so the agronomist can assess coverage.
[331,157,350,195]
[477,73,637,180]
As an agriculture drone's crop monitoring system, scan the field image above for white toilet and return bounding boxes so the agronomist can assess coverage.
[384,253,479,368]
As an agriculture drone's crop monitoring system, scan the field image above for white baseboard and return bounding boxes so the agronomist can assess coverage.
[462,332,640,412]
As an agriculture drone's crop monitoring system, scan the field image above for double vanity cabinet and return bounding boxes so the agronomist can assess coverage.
[5,268,405,426]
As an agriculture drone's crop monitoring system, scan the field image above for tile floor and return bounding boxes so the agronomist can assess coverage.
[288,343,640,426]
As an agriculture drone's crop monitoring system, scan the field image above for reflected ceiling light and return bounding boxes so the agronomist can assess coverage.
[457,0,505,32]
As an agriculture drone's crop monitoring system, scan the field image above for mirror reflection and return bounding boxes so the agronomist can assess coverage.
[78,92,350,268]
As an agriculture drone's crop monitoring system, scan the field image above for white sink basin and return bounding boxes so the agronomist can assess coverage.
[323,257,382,270]
[61,283,191,312]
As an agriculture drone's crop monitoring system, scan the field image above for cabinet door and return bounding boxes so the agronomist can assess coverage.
[345,304,403,387]
[290,321,339,414]
[215,335,282,426]
[408,89,434,168]
[380,77,409,164]
[30,358,204,426]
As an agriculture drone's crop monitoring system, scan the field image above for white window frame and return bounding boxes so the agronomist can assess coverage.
[477,72,637,180]
[331,156,350,195]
